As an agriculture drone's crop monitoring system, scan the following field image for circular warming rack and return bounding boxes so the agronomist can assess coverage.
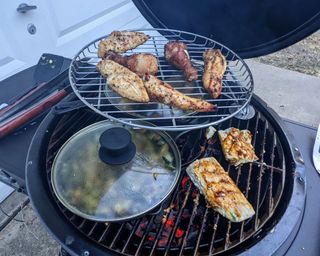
[69,28,254,131]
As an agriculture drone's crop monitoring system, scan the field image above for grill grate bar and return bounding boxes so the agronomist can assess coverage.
[252,162,285,174]
[81,62,245,74]
[224,222,232,251]
[134,216,157,256]
[72,69,249,80]
[77,97,246,105]
[48,112,88,151]
[254,120,268,230]
[152,36,176,128]
[78,219,86,229]
[225,151,244,250]
[209,214,221,255]
[209,118,233,254]
[90,105,242,113]
[72,78,248,89]
[119,114,229,121]
[48,111,98,156]
[91,99,244,106]
[69,214,77,222]
[98,223,111,243]
[164,183,192,256]
[110,223,126,249]
[148,174,186,255]
[72,62,244,71]
[222,118,242,250]
[88,223,98,237]
[268,133,277,214]
[239,112,261,241]
[121,219,141,253]
[178,193,200,256]
[75,83,248,90]
[250,113,261,155]
[80,90,249,98]
[193,207,209,256]
[71,60,242,71]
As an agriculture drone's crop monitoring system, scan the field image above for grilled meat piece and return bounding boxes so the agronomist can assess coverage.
[96,59,149,102]
[186,157,255,222]
[106,52,158,77]
[98,31,149,57]
[202,49,227,98]
[218,128,258,166]
[164,41,198,81]
[143,74,215,112]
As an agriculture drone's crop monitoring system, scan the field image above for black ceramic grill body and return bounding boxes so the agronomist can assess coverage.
[26,94,306,256]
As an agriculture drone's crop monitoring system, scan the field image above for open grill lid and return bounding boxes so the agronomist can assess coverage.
[132,0,320,58]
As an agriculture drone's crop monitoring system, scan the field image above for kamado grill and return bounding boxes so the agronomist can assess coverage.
[1,1,317,255]
[26,27,307,256]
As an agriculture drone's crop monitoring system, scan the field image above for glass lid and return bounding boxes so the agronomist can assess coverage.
[51,120,180,222]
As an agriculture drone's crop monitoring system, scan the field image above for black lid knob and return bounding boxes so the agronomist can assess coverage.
[99,127,136,165]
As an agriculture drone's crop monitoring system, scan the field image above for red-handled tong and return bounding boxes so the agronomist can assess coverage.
[0,89,68,139]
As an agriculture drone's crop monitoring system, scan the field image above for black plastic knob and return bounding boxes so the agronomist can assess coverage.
[99,127,136,165]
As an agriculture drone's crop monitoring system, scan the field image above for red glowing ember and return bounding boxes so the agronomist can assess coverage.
[148,236,155,241]
[166,219,174,227]
[181,176,190,188]
[134,175,202,248]
[175,228,184,238]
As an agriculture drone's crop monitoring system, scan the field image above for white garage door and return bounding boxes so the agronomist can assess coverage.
[0,0,151,81]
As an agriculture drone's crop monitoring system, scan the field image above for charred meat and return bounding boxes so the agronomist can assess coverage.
[218,128,258,166]
[96,59,149,102]
[98,31,149,58]
[186,157,255,222]
[143,74,215,112]
[106,52,158,77]
[202,49,227,98]
[164,41,198,81]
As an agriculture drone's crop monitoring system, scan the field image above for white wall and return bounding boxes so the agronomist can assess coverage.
[0,0,150,81]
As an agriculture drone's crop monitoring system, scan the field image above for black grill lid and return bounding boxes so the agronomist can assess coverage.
[132,0,320,58]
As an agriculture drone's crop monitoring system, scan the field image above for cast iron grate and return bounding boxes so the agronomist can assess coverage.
[45,108,287,255]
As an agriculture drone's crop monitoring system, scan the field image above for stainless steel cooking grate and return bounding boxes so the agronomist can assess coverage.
[44,105,289,255]
[69,28,254,131]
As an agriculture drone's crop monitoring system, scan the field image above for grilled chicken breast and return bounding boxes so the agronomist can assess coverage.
[96,59,149,102]
[106,52,158,77]
[165,41,198,81]
[186,157,255,222]
[218,128,258,166]
[143,75,215,112]
[202,49,227,98]
[98,31,149,58]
